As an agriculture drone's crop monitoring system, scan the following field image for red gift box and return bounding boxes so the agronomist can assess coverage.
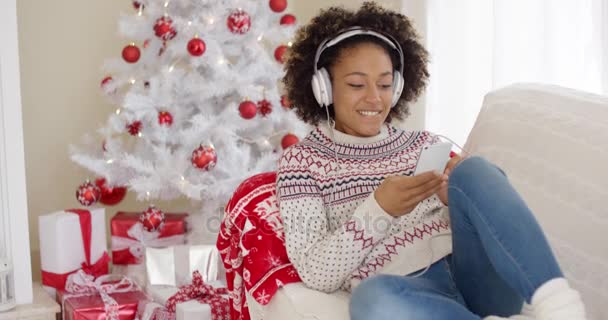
[59,290,149,320]
[57,271,149,320]
[111,212,188,265]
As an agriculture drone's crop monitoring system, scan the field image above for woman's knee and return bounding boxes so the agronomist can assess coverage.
[449,156,506,188]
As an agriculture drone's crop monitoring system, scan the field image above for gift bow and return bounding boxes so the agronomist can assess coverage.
[63,270,139,320]
[165,271,229,316]
[112,222,186,261]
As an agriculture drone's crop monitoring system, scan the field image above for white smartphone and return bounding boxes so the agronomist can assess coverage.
[414,142,453,175]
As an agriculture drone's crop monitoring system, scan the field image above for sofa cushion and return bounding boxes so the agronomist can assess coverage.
[464,83,608,320]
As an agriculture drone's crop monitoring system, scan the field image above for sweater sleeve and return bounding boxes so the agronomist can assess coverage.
[276,146,394,292]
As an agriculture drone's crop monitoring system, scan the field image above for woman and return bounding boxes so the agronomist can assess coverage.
[276,2,586,319]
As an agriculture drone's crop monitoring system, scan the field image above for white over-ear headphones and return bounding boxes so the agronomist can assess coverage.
[311,26,405,108]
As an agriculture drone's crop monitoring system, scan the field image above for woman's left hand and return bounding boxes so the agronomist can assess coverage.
[437,154,464,206]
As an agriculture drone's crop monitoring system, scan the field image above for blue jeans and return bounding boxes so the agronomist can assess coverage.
[349,156,563,319]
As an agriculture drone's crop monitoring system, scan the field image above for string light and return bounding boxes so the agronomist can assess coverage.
[115,108,121,115]
[168,65,175,72]
[187,21,192,26]
[257,34,264,41]
[106,159,114,164]
[164,1,169,8]
[288,42,293,47]
[208,18,215,24]
[137,132,143,137]
[129,78,136,84]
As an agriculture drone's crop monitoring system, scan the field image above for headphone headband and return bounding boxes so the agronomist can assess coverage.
[313,26,404,76]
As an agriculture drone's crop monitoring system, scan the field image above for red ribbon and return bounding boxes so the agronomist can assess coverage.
[42,209,110,290]
[165,271,229,319]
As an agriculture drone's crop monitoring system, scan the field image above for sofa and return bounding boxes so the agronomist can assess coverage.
[226,83,608,320]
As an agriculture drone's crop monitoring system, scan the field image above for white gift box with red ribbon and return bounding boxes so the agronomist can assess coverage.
[38,208,109,298]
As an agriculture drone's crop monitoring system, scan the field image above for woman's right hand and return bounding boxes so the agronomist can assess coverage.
[374,171,447,217]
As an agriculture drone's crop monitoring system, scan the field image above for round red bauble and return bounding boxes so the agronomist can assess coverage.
[127,121,142,136]
[191,145,217,170]
[158,111,173,126]
[187,38,206,56]
[269,0,287,13]
[257,99,273,117]
[280,95,292,109]
[154,16,177,41]
[227,9,251,34]
[140,205,165,232]
[281,133,299,149]
[122,44,141,63]
[133,1,143,10]
[76,180,101,206]
[239,100,257,119]
[95,178,127,206]
[280,14,296,25]
[274,45,288,63]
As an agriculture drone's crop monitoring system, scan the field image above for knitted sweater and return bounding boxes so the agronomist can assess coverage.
[276,124,453,293]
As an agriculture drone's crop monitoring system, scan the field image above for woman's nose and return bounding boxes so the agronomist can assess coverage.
[365,85,382,103]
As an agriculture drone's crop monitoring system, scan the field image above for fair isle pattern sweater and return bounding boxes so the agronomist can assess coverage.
[276,124,453,293]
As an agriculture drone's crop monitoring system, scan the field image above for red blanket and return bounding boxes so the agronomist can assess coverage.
[217,172,302,320]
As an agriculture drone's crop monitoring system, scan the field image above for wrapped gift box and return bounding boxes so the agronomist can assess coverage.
[39,208,109,298]
[58,289,149,320]
[111,212,188,265]
[143,274,228,320]
[145,245,220,287]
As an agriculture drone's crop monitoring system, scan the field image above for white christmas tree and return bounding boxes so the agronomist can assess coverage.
[70,0,308,243]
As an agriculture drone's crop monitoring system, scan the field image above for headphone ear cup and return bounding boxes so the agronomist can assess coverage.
[319,68,333,106]
[391,71,404,108]
[311,72,324,107]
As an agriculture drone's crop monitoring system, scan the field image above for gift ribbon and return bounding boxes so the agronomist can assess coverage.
[112,222,186,262]
[165,271,229,320]
[62,270,139,320]
[42,209,110,290]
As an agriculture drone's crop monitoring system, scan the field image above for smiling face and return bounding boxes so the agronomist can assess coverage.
[329,42,394,137]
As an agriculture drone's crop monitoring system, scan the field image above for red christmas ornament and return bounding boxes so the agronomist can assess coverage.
[280,14,296,25]
[100,76,116,95]
[187,38,206,56]
[122,44,141,63]
[140,205,165,232]
[154,16,177,41]
[257,99,273,117]
[101,76,112,87]
[280,95,292,109]
[227,9,251,34]
[143,39,151,48]
[133,1,143,10]
[274,45,288,63]
[158,111,173,126]
[191,145,217,170]
[95,178,127,206]
[239,100,257,119]
[269,0,288,13]
[76,180,101,206]
[281,133,299,149]
[127,121,142,136]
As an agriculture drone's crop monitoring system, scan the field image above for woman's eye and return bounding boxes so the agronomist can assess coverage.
[380,84,393,89]
[348,84,364,88]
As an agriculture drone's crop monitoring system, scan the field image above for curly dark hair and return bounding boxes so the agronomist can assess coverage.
[282,1,429,126]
